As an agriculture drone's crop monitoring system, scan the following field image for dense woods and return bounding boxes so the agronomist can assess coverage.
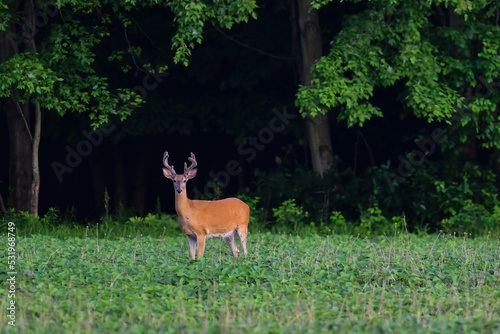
[1,0,499,234]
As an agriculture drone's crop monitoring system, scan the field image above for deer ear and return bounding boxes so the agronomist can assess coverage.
[186,168,197,179]
[163,168,174,179]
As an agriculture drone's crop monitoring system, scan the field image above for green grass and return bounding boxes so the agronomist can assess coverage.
[1,227,499,333]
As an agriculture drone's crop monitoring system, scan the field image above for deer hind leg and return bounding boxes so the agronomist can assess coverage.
[236,225,248,256]
[196,235,207,259]
[225,231,239,258]
[187,235,197,260]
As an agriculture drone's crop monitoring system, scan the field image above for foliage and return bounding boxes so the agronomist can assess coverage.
[378,156,500,228]
[359,205,403,236]
[252,166,349,224]
[248,158,499,235]
[272,199,311,233]
[296,0,500,152]
[1,0,499,240]
[298,1,458,124]
[0,15,140,129]
[55,0,258,66]
[329,210,349,235]
[167,0,258,65]
[0,0,258,129]
[0,208,181,239]
[434,167,499,216]
[100,0,290,143]
[440,201,499,236]
[1,231,498,333]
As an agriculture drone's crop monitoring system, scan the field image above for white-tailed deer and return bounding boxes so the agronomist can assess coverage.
[162,152,250,259]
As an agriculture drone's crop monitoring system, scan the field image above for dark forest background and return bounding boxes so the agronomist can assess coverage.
[1,0,499,234]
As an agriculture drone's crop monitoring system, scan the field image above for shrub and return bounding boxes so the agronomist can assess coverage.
[329,211,349,235]
[359,205,388,236]
[440,201,498,236]
[236,194,267,232]
[272,199,310,233]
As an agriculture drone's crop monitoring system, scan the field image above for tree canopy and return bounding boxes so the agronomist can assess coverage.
[298,0,499,139]
[1,0,499,233]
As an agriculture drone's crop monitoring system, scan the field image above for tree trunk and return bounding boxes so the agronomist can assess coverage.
[294,0,335,176]
[30,101,41,216]
[131,142,150,215]
[0,193,7,214]
[26,0,41,216]
[90,150,107,217]
[1,7,34,212]
[1,0,42,215]
[5,100,33,212]
[114,147,127,212]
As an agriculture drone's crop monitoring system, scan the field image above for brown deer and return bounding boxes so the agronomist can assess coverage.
[162,152,250,259]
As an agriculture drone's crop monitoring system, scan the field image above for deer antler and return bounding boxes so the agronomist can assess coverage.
[183,152,197,175]
[163,151,177,175]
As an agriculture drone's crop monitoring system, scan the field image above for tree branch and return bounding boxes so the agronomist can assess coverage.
[215,27,295,61]
[14,100,33,140]
[116,11,150,75]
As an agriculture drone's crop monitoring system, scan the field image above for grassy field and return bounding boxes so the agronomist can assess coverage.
[1,225,499,333]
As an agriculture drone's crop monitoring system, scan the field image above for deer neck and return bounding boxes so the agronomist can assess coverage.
[174,190,192,215]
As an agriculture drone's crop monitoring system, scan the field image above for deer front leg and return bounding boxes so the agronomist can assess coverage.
[187,235,197,260]
[225,232,239,258]
[196,235,206,259]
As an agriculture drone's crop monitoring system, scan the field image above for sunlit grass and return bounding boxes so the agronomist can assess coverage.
[1,229,498,333]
